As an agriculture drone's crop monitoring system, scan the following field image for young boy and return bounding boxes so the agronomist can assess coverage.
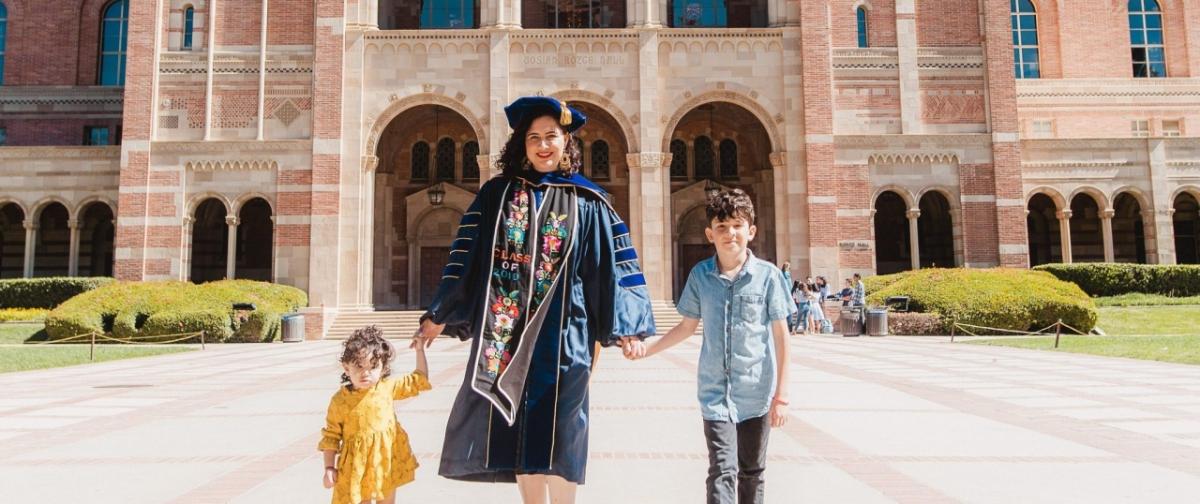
[634,189,793,504]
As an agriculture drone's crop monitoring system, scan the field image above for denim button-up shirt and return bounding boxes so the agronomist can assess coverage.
[677,252,795,423]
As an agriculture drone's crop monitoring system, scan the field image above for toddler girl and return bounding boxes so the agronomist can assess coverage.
[319,326,430,504]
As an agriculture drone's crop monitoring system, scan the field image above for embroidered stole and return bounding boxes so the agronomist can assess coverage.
[473,181,576,425]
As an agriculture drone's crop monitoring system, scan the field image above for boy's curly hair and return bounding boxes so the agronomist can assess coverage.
[706,188,756,226]
[339,325,394,388]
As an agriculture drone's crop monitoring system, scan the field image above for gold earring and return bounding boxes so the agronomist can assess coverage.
[559,154,570,171]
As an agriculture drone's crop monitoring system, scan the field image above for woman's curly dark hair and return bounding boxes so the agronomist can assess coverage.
[496,113,583,177]
[338,325,394,388]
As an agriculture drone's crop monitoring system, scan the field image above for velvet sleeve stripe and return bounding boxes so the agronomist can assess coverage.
[611,221,629,237]
[614,247,638,264]
[618,273,647,288]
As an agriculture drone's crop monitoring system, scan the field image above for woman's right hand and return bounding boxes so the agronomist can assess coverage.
[412,319,445,349]
[323,467,337,488]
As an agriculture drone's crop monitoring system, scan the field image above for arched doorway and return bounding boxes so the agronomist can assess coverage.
[1112,193,1146,264]
[236,198,273,281]
[411,207,462,308]
[190,199,228,283]
[1175,192,1200,264]
[0,203,25,279]
[918,191,955,268]
[668,101,774,288]
[373,104,479,308]
[78,202,115,277]
[565,101,630,219]
[1027,193,1061,266]
[674,205,712,301]
[1069,193,1104,263]
[33,202,70,277]
[873,191,910,274]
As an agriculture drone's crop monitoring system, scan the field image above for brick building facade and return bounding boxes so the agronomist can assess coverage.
[1,0,1199,337]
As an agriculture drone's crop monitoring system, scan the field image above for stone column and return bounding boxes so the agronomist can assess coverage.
[1101,209,1115,263]
[907,208,921,270]
[1057,210,1073,264]
[770,153,790,264]
[204,0,218,140]
[256,0,269,140]
[626,153,672,301]
[181,216,194,281]
[1146,139,1177,264]
[895,0,920,133]
[225,215,239,279]
[22,220,37,278]
[67,219,81,276]
[488,31,512,171]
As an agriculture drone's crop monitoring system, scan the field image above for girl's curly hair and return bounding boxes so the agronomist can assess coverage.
[338,325,394,388]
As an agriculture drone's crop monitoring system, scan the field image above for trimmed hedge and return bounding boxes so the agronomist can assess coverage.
[887,312,944,336]
[0,277,115,309]
[864,268,1098,334]
[0,308,49,323]
[44,280,307,343]
[1033,263,1200,297]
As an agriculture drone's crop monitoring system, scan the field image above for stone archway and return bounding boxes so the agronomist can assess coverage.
[371,104,480,309]
[1027,193,1062,266]
[78,201,115,277]
[873,191,910,275]
[673,204,712,301]
[0,202,26,279]
[33,201,71,277]
[560,100,632,220]
[190,198,229,283]
[235,198,274,281]
[1069,193,1104,263]
[1175,192,1200,264]
[410,207,463,308]
[1112,192,1147,264]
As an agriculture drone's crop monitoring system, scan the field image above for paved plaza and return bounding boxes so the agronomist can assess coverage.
[1,335,1199,503]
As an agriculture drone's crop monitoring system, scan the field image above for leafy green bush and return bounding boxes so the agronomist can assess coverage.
[0,308,49,322]
[887,312,944,336]
[1034,263,1200,297]
[865,268,1098,334]
[0,277,115,309]
[44,280,307,343]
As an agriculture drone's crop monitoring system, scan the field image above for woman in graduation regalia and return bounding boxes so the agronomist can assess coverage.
[412,96,656,503]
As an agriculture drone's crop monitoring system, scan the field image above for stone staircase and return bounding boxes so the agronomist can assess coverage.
[325,301,698,339]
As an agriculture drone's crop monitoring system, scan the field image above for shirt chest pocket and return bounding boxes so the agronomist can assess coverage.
[736,294,765,324]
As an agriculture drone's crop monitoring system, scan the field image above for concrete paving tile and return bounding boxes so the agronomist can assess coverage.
[0,461,236,504]
[0,415,87,430]
[893,462,1200,504]
[1051,407,1170,421]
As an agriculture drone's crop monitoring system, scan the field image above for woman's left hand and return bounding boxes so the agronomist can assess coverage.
[620,336,646,360]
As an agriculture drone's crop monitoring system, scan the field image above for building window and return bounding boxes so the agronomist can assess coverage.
[694,136,715,179]
[856,6,869,48]
[422,0,476,28]
[590,140,610,180]
[411,141,430,180]
[1132,120,1150,138]
[527,0,624,28]
[183,6,195,50]
[435,138,455,181]
[1029,119,1053,139]
[671,0,726,27]
[381,0,479,29]
[718,139,737,179]
[670,139,688,180]
[84,126,111,146]
[0,127,7,146]
[1129,0,1166,78]
[0,1,7,85]
[1011,0,1040,78]
[462,141,480,181]
[99,0,129,86]
[1162,120,1182,137]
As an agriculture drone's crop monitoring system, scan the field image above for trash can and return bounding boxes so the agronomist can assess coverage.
[839,307,863,337]
[281,313,305,343]
[866,307,889,336]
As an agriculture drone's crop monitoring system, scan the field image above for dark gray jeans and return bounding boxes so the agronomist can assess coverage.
[702,414,771,504]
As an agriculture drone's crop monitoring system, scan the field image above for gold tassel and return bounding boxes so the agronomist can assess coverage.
[558,99,572,127]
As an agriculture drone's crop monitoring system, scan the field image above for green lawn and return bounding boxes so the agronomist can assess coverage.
[0,346,195,373]
[1,323,196,373]
[0,323,47,344]
[967,304,1200,365]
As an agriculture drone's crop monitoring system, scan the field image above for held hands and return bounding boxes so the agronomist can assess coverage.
[410,319,444,350]
[620,336,646,360]
[322,467,338,489]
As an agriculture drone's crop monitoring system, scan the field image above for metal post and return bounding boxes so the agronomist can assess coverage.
[90,332,96,361]
[1054,319,1062,349]
[949,322,956,343]
[201,330,206,350]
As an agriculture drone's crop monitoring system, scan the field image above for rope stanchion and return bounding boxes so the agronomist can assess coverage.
[1054,320,1062,349]
[90,332,96,361]
[30,330,207,349]
[948,319,1090,346]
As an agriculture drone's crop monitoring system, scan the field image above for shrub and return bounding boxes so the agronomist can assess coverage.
[865,268,1098,334]
[0,308,50,322]
[1034,263,1200,297]
[0,277,115,309]
[887,312,944,336]
[45,280,307,343]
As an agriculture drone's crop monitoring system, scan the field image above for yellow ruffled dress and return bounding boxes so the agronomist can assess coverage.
[319,371,431,504]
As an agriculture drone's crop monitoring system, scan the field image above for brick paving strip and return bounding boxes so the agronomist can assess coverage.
[797,337,1200,479]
